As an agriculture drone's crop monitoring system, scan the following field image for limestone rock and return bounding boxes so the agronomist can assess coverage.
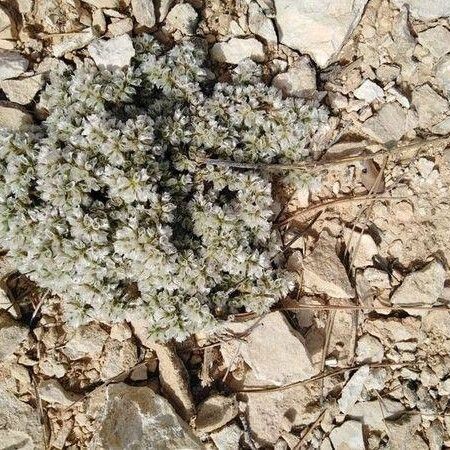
[108,18,134,37]
[0,311,27,361]
[210,423,243,450]
[302,233,354,299]
[274,0,369,67]
[38,379,80,406]
[0,6,16,40]
[132,0,156,28]
[359,101,412,143]
[435,55,450,93]
[1,74,45,105]
[272,58,317,98]
[355,334,384,363]
[343,228,378,268]
[386,414,428,450]
[390,260,445,313]
[88,34,135,69]
[83,0,119,7]
[338,365,370,414]
[392,0,450,20]
[52,29,95,57]
[0,385,44,449]
[196,395,238,433]
[349,399,404,431]
[220,312,316,387]
[165,3,198,35]
[100,339,139,380]
[95,383,203,450]
[211,38,265,64]
[418,26,450,59]
[248,1,277,43]
[0,102,33,130]
[62,323,109,360]
[159,0,174,22]
[0,51,28,81]
[412,84,448,130]
[353,80,384,103]
[330,420,364,450]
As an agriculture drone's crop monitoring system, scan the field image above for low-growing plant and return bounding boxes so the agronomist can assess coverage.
[0,36,328,340]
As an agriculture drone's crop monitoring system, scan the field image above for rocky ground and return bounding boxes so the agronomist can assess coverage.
[0,0,450,449]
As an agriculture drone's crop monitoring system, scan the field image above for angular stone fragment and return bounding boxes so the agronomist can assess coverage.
[0,6,16,40]
[248,1,277,43]
[0,50,28,81]
[302,233,354,299]
[52,29,95,57]
[108,18,134,37]
[390,260,445,313]
[338,365,370,414]
[355,334,384,363]
[88,34,135,69]
[165,3,198,35]
[330,421,364,450]
[392,0,450,20]
[1,74,45,105]
[95,383,203,450]
[211,38,265,64]
[272,58,317,98]
[100,339,139,380]
[0,102,33,130]
[158,0,174,21]
[38,379,80,406]
[196,395,238,432]
[0,386,44,449]
[220,312,316,387]
[435,55,450,93]
[132,0,156,28]
[349,399,404,431]
[354,80,384,103]
[210,424,242,450]
[62,323,109,360]
[83,0,119,7]
[0,311,28,360]
[274,0,369,67]
[359,102,410,143]
[343,228,378,268]
[418,26,450,59]
[412,84,448,129]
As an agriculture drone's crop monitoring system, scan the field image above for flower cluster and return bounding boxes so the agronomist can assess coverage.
[0,36,328,341]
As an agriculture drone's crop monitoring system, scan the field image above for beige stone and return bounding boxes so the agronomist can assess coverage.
[196,395,238,432]
[1,74,45,105]
[0,102,33,130]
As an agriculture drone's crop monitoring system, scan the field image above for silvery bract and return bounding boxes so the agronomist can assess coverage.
[0,36,328,341]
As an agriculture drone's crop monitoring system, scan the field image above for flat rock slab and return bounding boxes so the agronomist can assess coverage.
[392,0,450,20]
[274,0,369,67]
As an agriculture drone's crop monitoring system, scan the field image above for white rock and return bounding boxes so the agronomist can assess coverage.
[359,101,411,143]
[248,1,277,43]
[392,0,450,20]
[0,50,28,81]
[386,414,428,450]
[272,59,317,98]
[195,395,238,432]
[159,0,174,22]
[0,311,28,360]
[330,421,364,450]
[132,0,156,28]
[432,116,450,135]
[211,38,265,64]
[274,0,369,67]
[108,18,133,37]
[0,103,33,129]
[220,312,316,387]
[38,379,80,406]
[349,399,404,431]
[356,334,384,363]
[353,80,384,103]
[62,323,109,360]
[0,6,16,40]
[83,0,119,7]
[338,365,370,414]
[412,84,448,129]
[95,383,203,449]
[52,29,95,57]
[435,55,450,93]
[302,233,354,299]
[0,385,44,448]
[1,74,45,105]
[88,34,135,69]
[165,3,198,35]
[418,26,450,59]
[390,260,446,314]
[343,228,378,268]
[210,424,243,450]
